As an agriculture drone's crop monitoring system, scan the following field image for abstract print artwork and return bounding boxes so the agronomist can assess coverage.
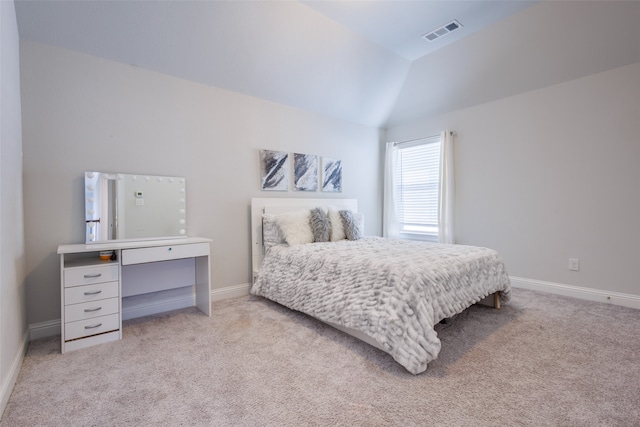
[322,157,342,192]
[293,153,318,191]
[260,150,289,191]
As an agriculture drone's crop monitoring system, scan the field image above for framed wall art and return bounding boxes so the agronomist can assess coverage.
[260,150,289,191]
[293,153,318,191]
[322,157,342,192]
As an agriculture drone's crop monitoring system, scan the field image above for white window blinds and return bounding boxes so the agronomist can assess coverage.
[394,136,441,238]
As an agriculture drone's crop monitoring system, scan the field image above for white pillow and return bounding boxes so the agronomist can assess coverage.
[327,207,346,241]
[274,209,314,246]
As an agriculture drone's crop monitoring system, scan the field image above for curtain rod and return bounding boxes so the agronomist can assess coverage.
[393,131,455,147]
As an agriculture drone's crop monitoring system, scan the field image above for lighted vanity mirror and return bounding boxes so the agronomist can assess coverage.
[85,171,187,243]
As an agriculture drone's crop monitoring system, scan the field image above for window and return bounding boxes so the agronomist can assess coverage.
[394,136,441,241]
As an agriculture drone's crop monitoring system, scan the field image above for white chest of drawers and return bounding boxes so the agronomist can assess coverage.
[58,238,211,353]
[59,260,122,352]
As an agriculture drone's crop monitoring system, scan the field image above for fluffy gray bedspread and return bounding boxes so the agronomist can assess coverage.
[251,237,511,374]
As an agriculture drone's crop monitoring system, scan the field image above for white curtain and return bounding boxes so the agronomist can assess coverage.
[382,142,399,238]
[438,130,455,244]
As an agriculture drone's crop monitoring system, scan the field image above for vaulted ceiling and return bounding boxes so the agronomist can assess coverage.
[14,1,640,128]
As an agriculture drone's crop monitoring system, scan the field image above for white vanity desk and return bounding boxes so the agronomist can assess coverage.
[57,237,211,353]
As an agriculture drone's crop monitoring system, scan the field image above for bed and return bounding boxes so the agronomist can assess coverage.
[250,198,511,374]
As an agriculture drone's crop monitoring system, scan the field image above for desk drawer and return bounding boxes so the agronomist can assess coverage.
[65,281,119,305]
[65,297,119,323]
[122,242,209,265]
[65,313,120,341]
[64,264,119,288]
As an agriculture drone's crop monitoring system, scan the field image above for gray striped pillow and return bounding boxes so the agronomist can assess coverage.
[310,207,330,242]
[339,210,364,241]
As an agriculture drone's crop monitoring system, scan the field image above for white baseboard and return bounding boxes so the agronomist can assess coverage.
[211,283,250,301]
[121,294,195,321]
[29,279,637,342]
[29,319,60,341]
[1,329,29,417]
[510,276,640,310]
[31,276,639,340]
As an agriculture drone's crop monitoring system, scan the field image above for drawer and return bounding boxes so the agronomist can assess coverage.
[64,264,119,288]
[65,313,120,341]
[65,281,119,305]
[122,242,209,265]
[65,297,120,323]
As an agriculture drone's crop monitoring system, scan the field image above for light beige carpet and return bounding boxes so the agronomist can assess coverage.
[2,288,639,426]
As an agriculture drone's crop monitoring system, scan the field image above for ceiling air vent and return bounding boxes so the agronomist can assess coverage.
[422,20,463,42]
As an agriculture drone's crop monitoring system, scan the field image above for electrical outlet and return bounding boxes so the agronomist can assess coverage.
[569,258,580,271]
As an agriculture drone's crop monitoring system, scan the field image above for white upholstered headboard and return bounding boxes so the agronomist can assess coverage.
[250,197,358,277]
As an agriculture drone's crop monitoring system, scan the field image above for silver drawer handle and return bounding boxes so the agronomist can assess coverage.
[84,290,102,296]
[84,323,102,329]
[84,307,102,313]
[84,273,102,279]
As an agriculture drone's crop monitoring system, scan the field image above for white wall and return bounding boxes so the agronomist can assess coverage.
[1,0,28,416]
[386,62,640,299]
[20,41,383,327]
